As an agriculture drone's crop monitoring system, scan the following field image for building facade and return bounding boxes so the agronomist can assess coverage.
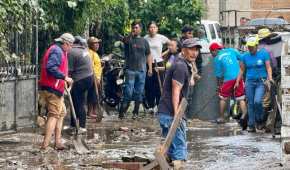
[203,0,290,26]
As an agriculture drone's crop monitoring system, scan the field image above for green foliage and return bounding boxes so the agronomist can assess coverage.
[0,0,40,60]
[128,0,204,37]
[0,0,204,58]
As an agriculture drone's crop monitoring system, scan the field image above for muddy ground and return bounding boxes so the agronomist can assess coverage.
[0,113,284,170]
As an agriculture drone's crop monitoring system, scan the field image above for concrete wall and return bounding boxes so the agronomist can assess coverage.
[202,0,220,22]
[0,79,36,131]
[187,54,220,120]
[202,0,251,26]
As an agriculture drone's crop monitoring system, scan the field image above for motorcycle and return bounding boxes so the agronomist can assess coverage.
[101,53,125,115]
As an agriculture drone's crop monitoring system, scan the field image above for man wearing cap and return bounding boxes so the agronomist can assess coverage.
[236,35,272,132]
[39,33,74,150]
[87,37,103,118]
[119,20,153,119]
[209,42,247,125]
[157,38,201,169]
[180,25,202,76]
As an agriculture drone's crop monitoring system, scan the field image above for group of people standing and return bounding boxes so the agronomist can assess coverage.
[37,17,278,169]
[119,21,202,120]
[118,20,202,169]
[210,28,277,133]
[39,33,103,150]
[37,19,202,169]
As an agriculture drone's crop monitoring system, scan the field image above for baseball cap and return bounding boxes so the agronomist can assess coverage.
[209,41,224,51]
[55,33,75,44]
[258,28,271,39]
[87,37,102,45]
[246,35,259,47]
[74,36,87,47]
[182,38,202,48]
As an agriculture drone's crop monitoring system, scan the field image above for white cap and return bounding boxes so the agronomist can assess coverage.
[55,33,75,44]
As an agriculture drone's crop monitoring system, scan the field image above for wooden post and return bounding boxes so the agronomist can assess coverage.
[280,40,290,167]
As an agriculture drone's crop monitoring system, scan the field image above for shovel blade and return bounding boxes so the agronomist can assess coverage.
[73,137,90,154]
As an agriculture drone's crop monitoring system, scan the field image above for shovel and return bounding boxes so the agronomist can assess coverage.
[65,87,90,154]
[94,79,104,122]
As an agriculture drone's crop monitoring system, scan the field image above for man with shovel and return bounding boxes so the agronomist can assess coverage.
[157,38,201,169]
[87,37,103,119]
[39,33,74,151]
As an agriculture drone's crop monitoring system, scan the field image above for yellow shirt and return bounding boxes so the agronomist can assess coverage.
[88,49,102,80]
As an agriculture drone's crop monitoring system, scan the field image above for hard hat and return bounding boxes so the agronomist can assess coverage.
[246,35,259,47]
[258,28,271,39]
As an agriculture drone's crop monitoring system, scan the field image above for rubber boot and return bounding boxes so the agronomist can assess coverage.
[132,101,141,120]
[119,102,129,119]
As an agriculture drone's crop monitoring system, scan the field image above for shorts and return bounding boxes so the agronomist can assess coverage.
[39,90,66,119]
[219,79,245,100]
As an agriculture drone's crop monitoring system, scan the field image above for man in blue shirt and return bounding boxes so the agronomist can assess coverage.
[209,42,247,124]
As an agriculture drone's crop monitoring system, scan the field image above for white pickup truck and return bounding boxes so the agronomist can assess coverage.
[197,20,223,54]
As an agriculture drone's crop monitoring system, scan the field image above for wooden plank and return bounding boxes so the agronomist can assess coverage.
[102,162,144,170]
[160,98,188,155]
[154,151,171,170]
[140,160,158,170]
[141,98,187,170]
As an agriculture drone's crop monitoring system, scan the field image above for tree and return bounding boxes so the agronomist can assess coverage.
[0,0,204,59]
[0,0,41,61]
[128,0,204,37]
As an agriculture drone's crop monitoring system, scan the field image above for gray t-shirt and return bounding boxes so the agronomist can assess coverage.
[158,56,192,116]
[68,45,93,82]
[124,36,150,71]
[144,34,169,63]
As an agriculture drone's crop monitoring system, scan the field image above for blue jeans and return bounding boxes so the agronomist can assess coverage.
[245,79,265,128]
[158,113,187,161]
[123,69,146,102]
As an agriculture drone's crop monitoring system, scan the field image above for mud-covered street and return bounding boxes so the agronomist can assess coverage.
[0,114,283,170]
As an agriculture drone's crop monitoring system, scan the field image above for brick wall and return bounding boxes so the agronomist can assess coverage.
[251,0,290,22]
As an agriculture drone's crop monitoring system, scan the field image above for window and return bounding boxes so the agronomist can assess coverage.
[209,24,216,39]
[197,25,207,40]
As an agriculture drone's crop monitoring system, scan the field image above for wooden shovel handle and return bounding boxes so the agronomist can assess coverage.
[159,98,188,155]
